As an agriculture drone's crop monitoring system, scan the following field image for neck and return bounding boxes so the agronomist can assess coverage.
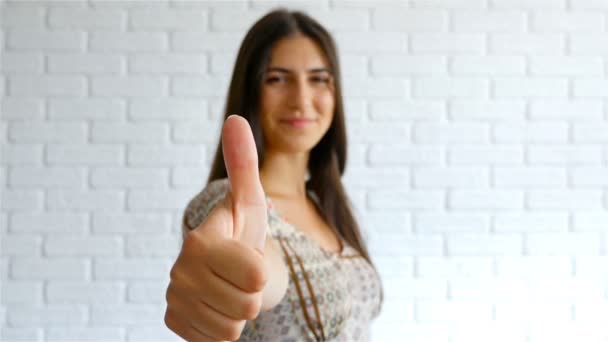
[260,150,309,200]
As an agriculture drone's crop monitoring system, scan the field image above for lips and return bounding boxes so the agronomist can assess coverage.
[280,118,314,128]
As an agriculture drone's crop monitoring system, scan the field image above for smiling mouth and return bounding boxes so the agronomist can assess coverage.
[280,118,314,128]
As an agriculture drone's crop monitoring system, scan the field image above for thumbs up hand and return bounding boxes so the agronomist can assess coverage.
[165,115,270,341]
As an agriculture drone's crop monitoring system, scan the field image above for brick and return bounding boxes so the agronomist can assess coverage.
[9,75,86,96]
[494,77,568,97]
[210,9,266,31]
[415,213,489,234]
[494,167,566,187]
[369,234,443,256]
[129,99,207,120]
[92,213,170,234]
[127,190,195,210]
[171,166,209,187]
[532,12,604,32]
[130,9,207,30]
[450,190,523,209]
[89,0,168,7]
[574,124,608,142]
[9,167,85,188]
[384,277,446,300]
[451,56,525,75]
[495,256,572,277]
[417,256,494,278]
[128,146,205,165]
[45,237,123,256]
[46,190,124,210]
[1,281,43,304]
[1,328,42,341]
[530,100,603,120]
[47,327,124,342]
[449,146,523,164]
[47,145,124,165]
[369,190,444,209]
[494,300,571,323]
[46,281,124,304]
[527,190,603,209]
[570,34,608,54]
[9,122,87,143]
[91,168,168,188]
[530,57,603,76]
[527,232,602,256]
[250,0,329,10]
[574,212,608,231]
[413,123,489,143]
[7,31,85,51]
[172,76,229,96]
[449,100,525,121]
[348,123,410,143]
[1,235,41,256]
[343,77,407,98]
[375,256,414,279]
[372,55,446,76]
[575,256,608,278]
[173,121,222,143]
[528,146,603,164]
[90,32,167,52]
[48,54,124,74]
[411,0,486,8]
[414,77,488,98]
[493,123,568,143]
[306,9,369,31]
[172,0,247,8]
[127,281,167,303]
[495,212,569,232]
[370,100,444,122]
[171,32,243,52]
[0,145,43,164]
[1,190,43,210]
[126,236,180,257]
[369,146,443,165]
[48,8,125,29]
[210,52,237,75]
[10,213,87,234]
[413,167,488,188]
[373,9,446,31]
[127,325,183,342]
[92,76,167,97]
[130,54,207,74]
[49,99,126,121]
[361,211,411,235]
[416,300,493,323]
[92,122,168,143]
[490,34,564,54]
[450,278,528,299]
[574,79,608,97]
[1,52,44,73]
[447,233,523,256]
[1,98,44,120]
[1,6,45,27]
[11,258,88,280]
[7,304,87,326]
[411,33,485,53]
[343,167,409,189]
[335,32,407,52]
[572,167,608,186]
[94,258,171,280]
[490,0,565,8]
[453,10,526,32]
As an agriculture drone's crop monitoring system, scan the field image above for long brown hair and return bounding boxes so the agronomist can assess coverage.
[207,9,375,267]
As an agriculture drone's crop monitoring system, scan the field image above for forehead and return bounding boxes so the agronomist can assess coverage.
[267,35,330,69]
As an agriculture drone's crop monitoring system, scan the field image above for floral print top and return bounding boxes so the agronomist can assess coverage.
[182,178,382,342]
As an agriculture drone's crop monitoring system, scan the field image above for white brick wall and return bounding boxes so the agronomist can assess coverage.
[1,1,607,341]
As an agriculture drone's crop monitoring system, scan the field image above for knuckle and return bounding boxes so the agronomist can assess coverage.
[240,294,262,320]
[222,321,245,341]
[246,258,268,292]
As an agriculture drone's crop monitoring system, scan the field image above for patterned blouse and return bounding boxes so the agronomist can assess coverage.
[182,178,382,342]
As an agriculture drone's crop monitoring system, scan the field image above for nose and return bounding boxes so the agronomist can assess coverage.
[286,78,312,112]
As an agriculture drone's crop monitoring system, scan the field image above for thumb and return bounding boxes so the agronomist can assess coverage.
[222,115,268,253]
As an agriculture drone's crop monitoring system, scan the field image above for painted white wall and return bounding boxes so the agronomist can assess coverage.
[1,0,607,341]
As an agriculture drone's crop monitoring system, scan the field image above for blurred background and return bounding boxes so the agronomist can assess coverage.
[1,0,608,341]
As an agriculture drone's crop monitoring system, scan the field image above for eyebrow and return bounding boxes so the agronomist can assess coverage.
[266,67,332,74]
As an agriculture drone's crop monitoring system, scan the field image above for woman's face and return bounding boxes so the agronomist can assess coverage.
[259,34,335,155]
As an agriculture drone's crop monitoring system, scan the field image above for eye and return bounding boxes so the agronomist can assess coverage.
[265,75,286,84]
[311,76,330,84]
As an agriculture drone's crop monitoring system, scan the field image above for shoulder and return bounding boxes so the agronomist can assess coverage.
[182,178,230,232]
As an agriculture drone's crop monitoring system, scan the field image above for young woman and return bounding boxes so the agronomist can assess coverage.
[165,9,382,341]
